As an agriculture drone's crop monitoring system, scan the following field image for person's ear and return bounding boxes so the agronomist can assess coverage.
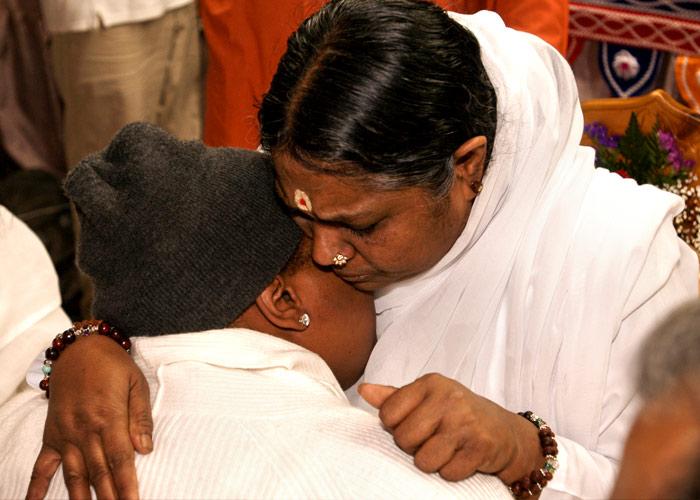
[255,275,308,332]
[453,136,487,198]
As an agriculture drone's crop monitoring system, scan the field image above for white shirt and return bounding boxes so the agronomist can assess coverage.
[40,0,193,34]
[1,328,510,499]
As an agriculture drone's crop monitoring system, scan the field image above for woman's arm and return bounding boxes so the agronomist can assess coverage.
[26,335,152,500]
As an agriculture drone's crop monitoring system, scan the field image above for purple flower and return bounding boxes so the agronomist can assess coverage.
[657,129,688,172]
[604,134,620,148]
[669,151,682,171]
[657,130,675,151]
[585,122,618,148]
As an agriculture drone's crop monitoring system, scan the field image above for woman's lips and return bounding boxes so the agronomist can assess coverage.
[335,272,371,283]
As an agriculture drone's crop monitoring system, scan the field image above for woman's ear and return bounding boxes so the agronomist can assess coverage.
[453,136,487,197]
[255,275,308,332]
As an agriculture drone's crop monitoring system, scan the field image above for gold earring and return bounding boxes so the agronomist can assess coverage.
[470,181,483,194]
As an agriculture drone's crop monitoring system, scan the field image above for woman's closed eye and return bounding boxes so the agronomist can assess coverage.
[348,222,378,238]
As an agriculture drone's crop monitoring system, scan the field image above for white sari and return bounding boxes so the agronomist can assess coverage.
[0,206,71,405]
[354,12,699,499]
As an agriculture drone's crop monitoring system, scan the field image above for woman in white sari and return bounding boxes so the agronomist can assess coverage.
[348,8,699,497]
[28,1,698,499]
[0,206,70,405]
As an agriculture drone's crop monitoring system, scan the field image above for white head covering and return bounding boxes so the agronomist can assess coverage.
[359,12,694,449]
[0,205,71,404]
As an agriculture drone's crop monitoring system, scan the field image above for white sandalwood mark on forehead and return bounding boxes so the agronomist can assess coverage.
[294,189,313,213]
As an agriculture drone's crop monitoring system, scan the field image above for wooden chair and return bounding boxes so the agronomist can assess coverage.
[581,89,700,161]
[581,89,700,289]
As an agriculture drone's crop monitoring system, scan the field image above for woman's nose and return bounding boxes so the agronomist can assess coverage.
[311,224,350,267]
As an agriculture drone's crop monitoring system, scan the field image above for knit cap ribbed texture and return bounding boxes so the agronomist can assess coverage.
[64,122,301,337]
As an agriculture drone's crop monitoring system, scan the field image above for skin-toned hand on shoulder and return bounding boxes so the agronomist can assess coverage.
[359,373,543,488]
[26,335,153,500]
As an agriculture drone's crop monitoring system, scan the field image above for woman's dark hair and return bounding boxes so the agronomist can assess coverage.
[259,0,497,196]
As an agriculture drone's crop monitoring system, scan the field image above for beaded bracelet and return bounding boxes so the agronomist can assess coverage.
[509,411,559,499]
[40,320,131,398]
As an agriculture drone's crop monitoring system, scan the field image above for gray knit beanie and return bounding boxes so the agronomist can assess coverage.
[64,122,302,337]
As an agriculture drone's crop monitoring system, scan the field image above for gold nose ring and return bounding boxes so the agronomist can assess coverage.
[332,253,349,268]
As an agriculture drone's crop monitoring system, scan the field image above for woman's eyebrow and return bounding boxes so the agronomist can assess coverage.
[317,212,385,235]
[318,211,370,226]
[297,206,377,230]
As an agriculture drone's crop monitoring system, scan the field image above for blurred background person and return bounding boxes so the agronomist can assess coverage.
[0,0,64,179]
[438,0,567,54]
[0,0,78,317]
[40,0,203,167]
[612,300,700,499]
[38,0,204,315]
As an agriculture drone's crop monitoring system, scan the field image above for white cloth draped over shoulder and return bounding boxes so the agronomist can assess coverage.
[354,11,699,499]
[0,206,70,406]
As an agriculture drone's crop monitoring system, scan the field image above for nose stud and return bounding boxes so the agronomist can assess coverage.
[332,253,349,268]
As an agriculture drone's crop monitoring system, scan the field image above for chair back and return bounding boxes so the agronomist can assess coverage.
[581,89,700,168]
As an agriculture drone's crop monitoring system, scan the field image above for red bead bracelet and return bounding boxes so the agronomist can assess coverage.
[509,411,559,499]
[40,320,131,398]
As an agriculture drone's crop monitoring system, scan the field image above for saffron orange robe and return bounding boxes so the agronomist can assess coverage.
[200,0,569,149]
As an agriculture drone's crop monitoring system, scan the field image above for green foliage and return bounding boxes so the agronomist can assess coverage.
[584,112,693,188]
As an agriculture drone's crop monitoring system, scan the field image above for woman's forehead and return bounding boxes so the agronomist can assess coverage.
[273,153,399,198]
[275,158,370,207]
[277,175,423,225]
[274,153,437,220]
[276,179,381,224]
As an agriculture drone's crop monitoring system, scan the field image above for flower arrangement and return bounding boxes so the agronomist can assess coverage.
[584,113,700,253]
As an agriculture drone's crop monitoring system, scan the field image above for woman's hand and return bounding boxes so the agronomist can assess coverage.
[359,373,542,485]
[26,335,153,500]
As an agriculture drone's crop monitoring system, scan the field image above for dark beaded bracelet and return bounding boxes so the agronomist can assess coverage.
[40,320,131,398]
[509,411,559,499]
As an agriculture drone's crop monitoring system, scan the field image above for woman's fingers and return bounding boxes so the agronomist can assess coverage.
[357,383,397,410]
[438,449,480,482]
[412,427,482,482]
[366,373,539,483]
[366,373,501,481]
[81,435,118,499]
[101,423,140,499]
[413,433,458,473]
[375,377,431,428]
[61,444,92,500]
[26,445,62,500]
[390,395,443,454]
[127,373,153,454]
